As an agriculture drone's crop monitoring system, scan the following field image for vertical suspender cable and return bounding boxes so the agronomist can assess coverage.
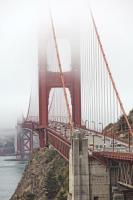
[90,11,133,151]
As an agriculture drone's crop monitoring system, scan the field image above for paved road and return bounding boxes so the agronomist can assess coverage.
[84,130,129,152]
[49,121,129,152]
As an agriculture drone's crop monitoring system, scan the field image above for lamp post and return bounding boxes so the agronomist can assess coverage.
[99,122,105,150]
[56,116,58,122]
[63,116,66,124]
[85,120,89,129]
[91,121,95,131]
[91,121,95,150]
[60,116,62,123]
[112,125,115,152]
[92,133,95,150]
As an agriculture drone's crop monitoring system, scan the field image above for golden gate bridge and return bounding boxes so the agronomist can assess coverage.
[16,2,133,196]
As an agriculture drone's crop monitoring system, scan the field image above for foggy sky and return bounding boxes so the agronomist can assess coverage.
[0,0,133,129]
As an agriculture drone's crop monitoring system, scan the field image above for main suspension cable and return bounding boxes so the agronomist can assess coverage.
[49,9,73,132]
[26,92,31,121]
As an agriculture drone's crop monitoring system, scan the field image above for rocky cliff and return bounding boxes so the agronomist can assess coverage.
[10,148,69,200]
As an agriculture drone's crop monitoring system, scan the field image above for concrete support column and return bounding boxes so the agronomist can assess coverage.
[68,131,89,200]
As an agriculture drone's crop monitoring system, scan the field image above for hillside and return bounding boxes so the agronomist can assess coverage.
[10,148,69,200]
[105,109,133,143]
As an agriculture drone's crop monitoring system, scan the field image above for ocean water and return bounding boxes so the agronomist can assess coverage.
[0,156,26,200]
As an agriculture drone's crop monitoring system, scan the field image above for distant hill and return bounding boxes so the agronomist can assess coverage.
[0,128,16,136]
[0,129,15,155]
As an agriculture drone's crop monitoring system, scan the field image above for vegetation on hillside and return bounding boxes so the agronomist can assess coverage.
[105,109,133,141]
[11,148,69,200]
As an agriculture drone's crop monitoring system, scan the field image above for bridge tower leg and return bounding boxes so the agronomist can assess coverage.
[38,33,48,148]
[38,26,81,148]
[68,131,89,200]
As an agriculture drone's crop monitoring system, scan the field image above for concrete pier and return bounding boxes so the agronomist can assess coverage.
[68,131,89,200]
[68,131,110,200]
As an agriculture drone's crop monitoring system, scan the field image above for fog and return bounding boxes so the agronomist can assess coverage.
[0,0,133,130]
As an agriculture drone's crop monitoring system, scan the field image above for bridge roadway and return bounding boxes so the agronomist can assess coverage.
[22,120,133,162]
[49,121,130,151]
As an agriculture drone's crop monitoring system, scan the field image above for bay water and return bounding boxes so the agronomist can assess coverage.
[0,156,26,200]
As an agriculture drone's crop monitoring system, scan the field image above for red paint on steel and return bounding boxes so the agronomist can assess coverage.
[17,128,33,159]
[37,13,81,147]
[38,37,48,129]
[93,151,133,162]
[47,128,70,160]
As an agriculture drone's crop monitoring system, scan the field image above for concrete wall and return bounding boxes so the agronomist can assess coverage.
[89,159,110,200]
